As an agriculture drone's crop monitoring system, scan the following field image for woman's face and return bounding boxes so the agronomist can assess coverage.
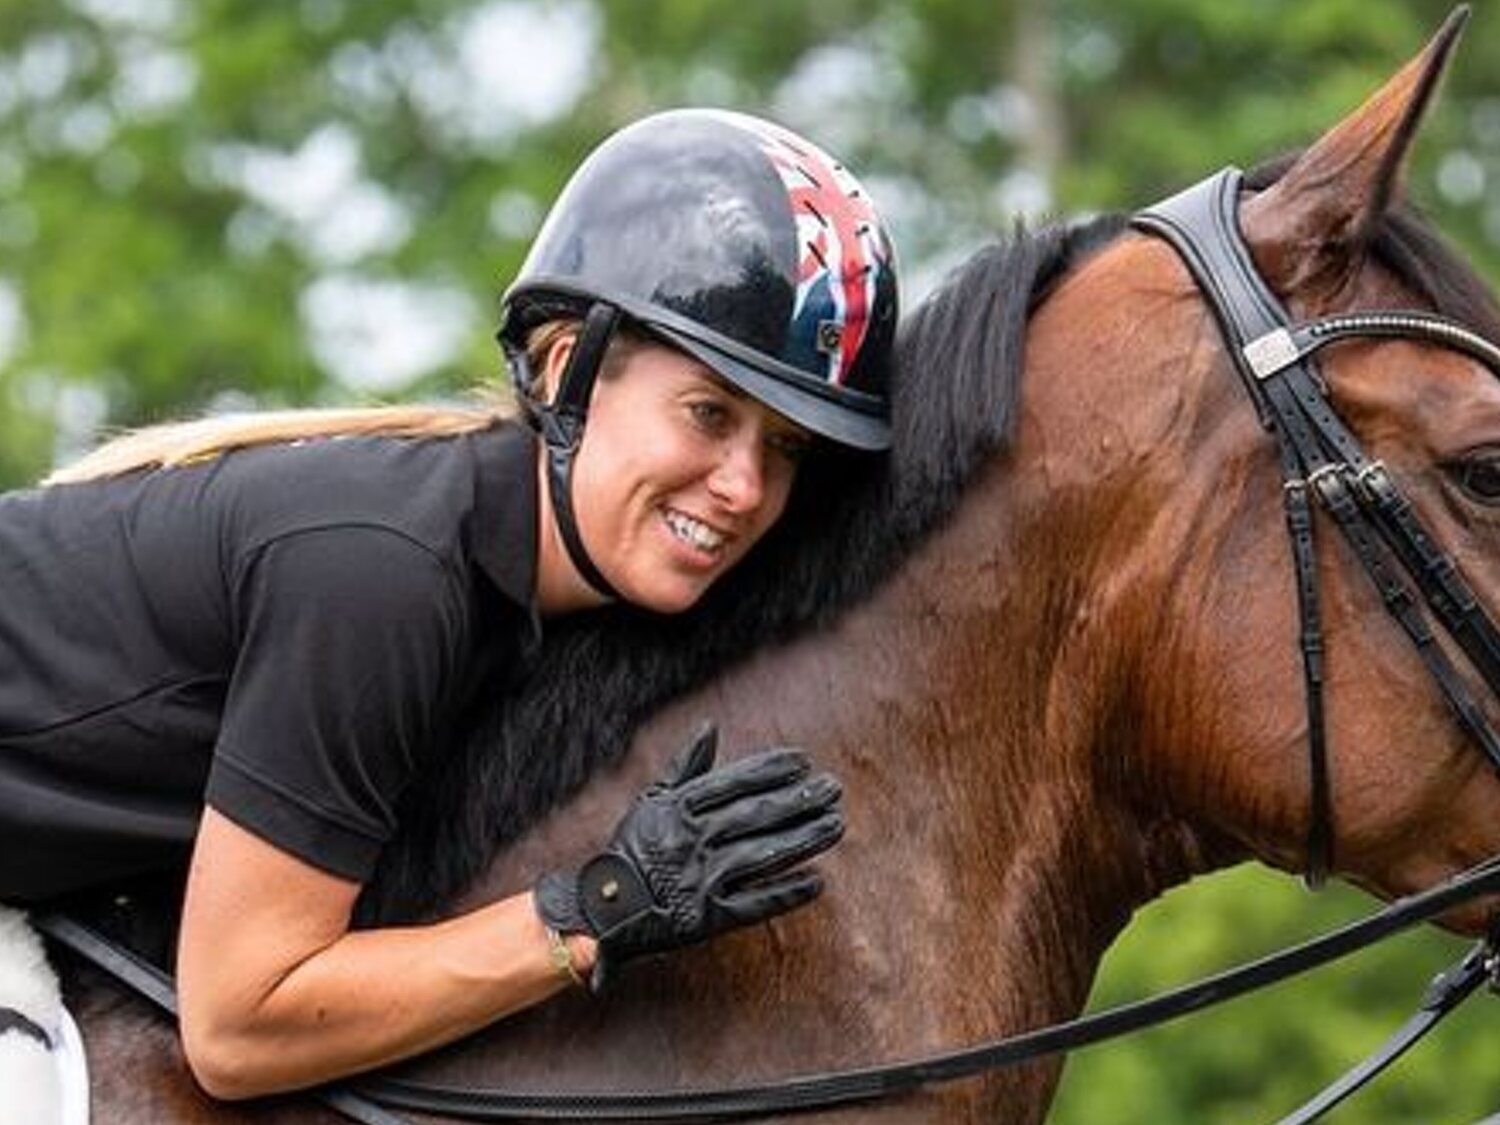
[540,337,812,614]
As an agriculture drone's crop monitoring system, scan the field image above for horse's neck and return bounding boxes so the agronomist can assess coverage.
[734,480,1205,1024]
[466,469,1213,1120]
[534,495,1176,1074]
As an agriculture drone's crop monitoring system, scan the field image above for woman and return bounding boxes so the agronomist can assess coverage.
[0,108,898,1099]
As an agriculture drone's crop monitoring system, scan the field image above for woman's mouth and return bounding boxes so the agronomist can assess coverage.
[663,507,727,556]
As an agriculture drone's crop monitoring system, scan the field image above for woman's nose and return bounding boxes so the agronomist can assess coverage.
[706,440,766,513]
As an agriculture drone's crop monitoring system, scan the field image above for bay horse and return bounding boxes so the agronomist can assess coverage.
[51,12,1500,1124]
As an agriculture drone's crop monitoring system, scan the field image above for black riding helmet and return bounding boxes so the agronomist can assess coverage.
[498,108,899,601]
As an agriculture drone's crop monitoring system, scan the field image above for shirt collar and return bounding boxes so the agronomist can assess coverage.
[471,422,543,647]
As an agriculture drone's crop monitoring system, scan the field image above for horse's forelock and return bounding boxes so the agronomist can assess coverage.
[1373,209,1500,341]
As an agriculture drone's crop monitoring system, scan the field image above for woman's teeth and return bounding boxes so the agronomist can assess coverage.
[664,509,725,553]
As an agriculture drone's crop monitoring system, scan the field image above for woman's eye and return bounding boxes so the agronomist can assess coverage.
[1451,454,1500,504]
[688,400,729,430]
[769,433,812,464]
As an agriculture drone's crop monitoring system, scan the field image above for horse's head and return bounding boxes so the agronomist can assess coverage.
[1026,9,1500,925]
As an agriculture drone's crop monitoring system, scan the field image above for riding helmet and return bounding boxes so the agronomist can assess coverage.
[499,108,899,451]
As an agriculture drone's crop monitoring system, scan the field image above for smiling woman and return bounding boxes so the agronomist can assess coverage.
[498,107,898,604]
[0,106,900,1106]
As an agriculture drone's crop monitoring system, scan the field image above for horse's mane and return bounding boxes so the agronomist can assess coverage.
[360,154,1500,924]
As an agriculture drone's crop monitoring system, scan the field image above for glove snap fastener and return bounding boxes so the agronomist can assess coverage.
[600,878,620,901]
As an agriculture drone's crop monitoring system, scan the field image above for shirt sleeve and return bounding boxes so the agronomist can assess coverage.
[206,525,469,882]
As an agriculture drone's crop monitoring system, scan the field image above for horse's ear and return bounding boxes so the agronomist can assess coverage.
[1240,6,1469,309]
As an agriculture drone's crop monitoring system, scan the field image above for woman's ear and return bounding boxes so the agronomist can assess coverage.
[536,334,576,405]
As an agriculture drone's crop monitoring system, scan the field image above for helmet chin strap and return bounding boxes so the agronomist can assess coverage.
[533,303,622,604]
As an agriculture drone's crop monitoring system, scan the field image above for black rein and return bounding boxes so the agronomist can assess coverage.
[33,861,1500,1123]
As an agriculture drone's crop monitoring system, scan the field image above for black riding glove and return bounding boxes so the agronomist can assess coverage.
[534,723,844,992]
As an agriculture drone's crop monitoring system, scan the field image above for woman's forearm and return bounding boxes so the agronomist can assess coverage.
[182,891,596,1100]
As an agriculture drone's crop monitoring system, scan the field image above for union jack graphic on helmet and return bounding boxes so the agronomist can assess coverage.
[750,122,891,387]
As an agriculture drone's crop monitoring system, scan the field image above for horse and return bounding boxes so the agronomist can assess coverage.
[46,11,1500,1124]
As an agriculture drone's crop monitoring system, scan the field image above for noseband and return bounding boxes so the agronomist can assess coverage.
[1134,168,1500,886]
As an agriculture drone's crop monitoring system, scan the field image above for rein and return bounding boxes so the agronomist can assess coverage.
[40,169,1500,1123]
[34,860,1500,1123]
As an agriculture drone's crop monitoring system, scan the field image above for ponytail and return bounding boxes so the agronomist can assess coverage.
[42,400,515,486]
[43,322,587,486]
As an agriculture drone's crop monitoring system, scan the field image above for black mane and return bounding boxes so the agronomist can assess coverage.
[361,156,1500,924]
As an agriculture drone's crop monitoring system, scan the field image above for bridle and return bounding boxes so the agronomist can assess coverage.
[1134,167,1500,886]
[34,168,1500,1124]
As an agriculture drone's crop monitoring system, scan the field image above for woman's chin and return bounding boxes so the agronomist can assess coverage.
[624,585,710,615]
[610,568,718,615]
[603,536,734,613]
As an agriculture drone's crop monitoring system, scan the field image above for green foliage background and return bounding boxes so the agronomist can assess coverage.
[4,1,1499,1120]
[1052,866,1498,1123]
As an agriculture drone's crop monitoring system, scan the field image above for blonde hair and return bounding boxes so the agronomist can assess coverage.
[42,322,588,487]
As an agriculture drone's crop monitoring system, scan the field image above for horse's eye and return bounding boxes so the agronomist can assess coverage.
[1451,454,1500,504]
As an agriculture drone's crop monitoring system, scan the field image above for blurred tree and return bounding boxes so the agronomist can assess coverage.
[3,1,1496,487]
[1,3,1497,1119]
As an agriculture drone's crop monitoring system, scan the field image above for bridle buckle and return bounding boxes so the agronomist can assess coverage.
[1244,327,1302,379]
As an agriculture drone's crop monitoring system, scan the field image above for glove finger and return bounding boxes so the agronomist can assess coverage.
[661,722,718,787]
[681,747,810,813]
[709,809,845,888]
[712,870,826,930]
[698,772,841,843]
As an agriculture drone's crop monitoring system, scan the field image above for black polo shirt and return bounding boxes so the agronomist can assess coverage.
[0,423,540,901]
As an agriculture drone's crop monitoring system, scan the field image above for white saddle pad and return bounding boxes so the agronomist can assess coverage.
[0,904,90,1125]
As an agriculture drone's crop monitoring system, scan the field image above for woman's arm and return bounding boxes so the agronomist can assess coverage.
[176,807,596,1100]
[179,728,843,1101]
